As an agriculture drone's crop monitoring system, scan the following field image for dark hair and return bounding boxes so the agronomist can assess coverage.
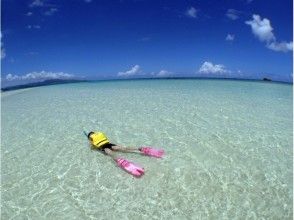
[87,131,94,139]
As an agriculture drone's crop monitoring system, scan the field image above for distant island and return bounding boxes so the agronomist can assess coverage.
[1,79,88,92]
[262,77,272,81]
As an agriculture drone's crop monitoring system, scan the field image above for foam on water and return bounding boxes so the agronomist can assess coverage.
[1,79,293,219]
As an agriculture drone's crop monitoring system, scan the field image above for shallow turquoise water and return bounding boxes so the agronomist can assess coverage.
[1,79,293,219]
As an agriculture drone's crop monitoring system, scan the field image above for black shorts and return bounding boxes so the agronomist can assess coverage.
[100,143,115,151]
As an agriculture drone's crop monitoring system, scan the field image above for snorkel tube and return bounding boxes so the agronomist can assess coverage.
[83,130,88,138]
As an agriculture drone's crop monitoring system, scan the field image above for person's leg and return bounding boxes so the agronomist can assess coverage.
[104,148,118,160]
[111,145,141,153]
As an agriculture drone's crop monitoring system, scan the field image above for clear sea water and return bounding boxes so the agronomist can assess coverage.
[1,79,293,219]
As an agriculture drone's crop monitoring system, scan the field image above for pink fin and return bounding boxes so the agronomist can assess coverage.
[140,146,164,158]
[116,158,144,177]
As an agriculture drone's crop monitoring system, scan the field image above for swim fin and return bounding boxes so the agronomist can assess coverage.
[116,158,145,177]
[140,146,164,158]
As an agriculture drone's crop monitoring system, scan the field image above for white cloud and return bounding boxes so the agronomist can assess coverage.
[226,9,240,20]
[198,61,230,74]
[226,34,235,41]
[267,41,293,52]
[44,8,58,16]
[246,14,292,53]
[29,0,57,10]
[245,14,275,42]
[118,65,141,76]
[29,0,44,7]
[6,71,74,81]
[186,7,198,18]
[156,70,172,77]
[27,25,41,29]
[26,12,33,16]
[6,74,19,81]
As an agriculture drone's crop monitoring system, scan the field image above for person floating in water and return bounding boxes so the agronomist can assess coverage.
[86,131,164,177]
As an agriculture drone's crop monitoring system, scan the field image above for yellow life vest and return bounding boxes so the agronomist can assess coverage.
[90,132,110,148]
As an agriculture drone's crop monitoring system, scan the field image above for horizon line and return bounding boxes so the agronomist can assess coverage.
[1,76,292,92]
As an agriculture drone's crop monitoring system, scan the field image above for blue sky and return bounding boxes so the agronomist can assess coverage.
[1,0,293,86]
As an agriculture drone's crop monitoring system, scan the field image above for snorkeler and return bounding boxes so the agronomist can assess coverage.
[86,131,164,177]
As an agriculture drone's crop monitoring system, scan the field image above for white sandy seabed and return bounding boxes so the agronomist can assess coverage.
[1,79,293,219]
